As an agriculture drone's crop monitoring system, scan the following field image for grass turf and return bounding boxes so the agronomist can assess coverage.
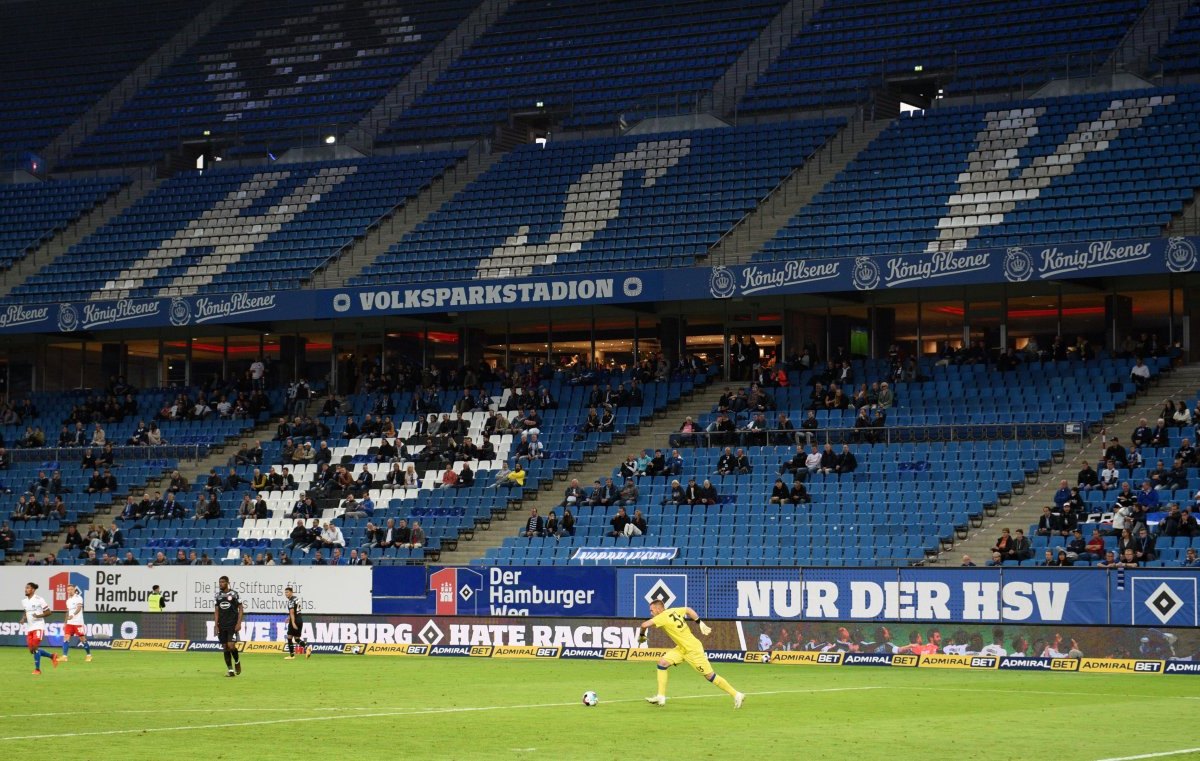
[0,650,1197,760]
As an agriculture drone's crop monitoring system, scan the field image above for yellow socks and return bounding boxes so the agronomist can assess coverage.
[656,667,670,696]
[712,675,738,697]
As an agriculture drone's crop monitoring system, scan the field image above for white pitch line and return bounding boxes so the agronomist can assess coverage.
[0,707,406,720]
[0,687,881,742]
[1094,749,1200,761]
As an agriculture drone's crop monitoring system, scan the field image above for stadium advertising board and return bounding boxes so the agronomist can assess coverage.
[2,614,1199,677]
[3,234,1194,335]
[373,566,617,617]
[371,566,1199,625]
[0,566,371,614]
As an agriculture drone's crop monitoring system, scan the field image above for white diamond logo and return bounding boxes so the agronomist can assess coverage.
[1144,582,1184,625]
[644,580,677,608]
[459,584,474,603]
[419,620,445,646]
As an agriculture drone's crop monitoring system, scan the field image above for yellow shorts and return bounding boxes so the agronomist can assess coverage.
[662,647,714,677]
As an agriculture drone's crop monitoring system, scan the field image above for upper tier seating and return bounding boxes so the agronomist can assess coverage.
[739,0,1146,113]
[756,88,1200,263]
[375,0,787,145]
[59,0,479,169]
[1157,2,1200,75]
[3,153,462,304]
[0,177,127,271]
[354,119,842,284]
[0,0,207,165]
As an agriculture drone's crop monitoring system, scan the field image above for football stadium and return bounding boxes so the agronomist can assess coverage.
[1,0,1200,758]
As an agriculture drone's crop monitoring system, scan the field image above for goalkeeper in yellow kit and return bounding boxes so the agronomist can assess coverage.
[637,599,744,708]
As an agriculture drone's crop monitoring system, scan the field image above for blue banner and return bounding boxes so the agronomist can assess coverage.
[371,566,1199,625]
[2,234,1196,334]
[1110,571,1199,628]
[372,566,617,618]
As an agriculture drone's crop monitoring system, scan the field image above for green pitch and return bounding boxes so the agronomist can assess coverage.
[1,650,1197,761]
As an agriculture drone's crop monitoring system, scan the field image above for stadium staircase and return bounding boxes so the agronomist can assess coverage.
[304,143,502,289]
[340,0,516,153]
[938,361,1200,565]
[706,113,888,265]
[434,381,724,565]
[1103,0,1195,78]
[1166,188,1200,236]
[39,0,240,172]
[0,170,162,299]
[709,0,827,117]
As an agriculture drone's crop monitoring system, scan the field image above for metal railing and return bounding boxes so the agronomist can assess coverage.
[666,422,1081,450]
[3,444,208,466]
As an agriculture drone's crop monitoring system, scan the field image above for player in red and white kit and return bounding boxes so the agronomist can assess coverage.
[21,582,59,675]
[60,583,92,662]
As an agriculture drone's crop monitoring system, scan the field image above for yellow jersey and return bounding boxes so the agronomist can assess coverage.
[651,608,703,652]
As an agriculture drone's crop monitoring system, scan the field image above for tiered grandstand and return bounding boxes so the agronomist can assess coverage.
[0,0,1198,573]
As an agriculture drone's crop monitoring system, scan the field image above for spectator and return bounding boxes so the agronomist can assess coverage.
[1117,548,1140,568]
[341,495,368,520]
[439,466,459,489]
[523,508,544,538]
[617,477,639,508]
[627,509,647,538]
[168,470,189,494]
[788,478,810,505]
[1104,438,1128,469]
[320,522,346,549]
[769,478,789,505]
[1035,507,1057,537]
[960,555,976,567]
[836,445,858,477]
[544,510,559,537]
[559,479,585,509]
[1183,548,1200,567]
[697,478,719,506]
[559,509,576,538]
[498,462,526,489]
[1098,459,1120,491]
[1097,550,1119,567]
[991,528,1014,559]
[607,507,630,537]
[986,551,1004,567]
[288,519,311,551]
[1084,529,1106,560]
[662,479,684,506]
[1132,526,1156,562]
[667,449,684,476]
[778,445,808,480]
[587,477,616,507]
[1129,357,1151,391]
[1065,529,1087,560]
[1050,549,1073,567]
[408,518,427,547]
[1010,529,1032,561]
[1076,460,1099,490]
[676,416,698,446]
[1052,480,1071,507]
[804,445,822,476]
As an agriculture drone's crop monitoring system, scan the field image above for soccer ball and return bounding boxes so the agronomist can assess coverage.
[761,652,771,664]
[581,691,599,707]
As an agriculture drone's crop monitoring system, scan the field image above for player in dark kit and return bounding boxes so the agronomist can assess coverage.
[283,587,310,660]
[214,575,244,677]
